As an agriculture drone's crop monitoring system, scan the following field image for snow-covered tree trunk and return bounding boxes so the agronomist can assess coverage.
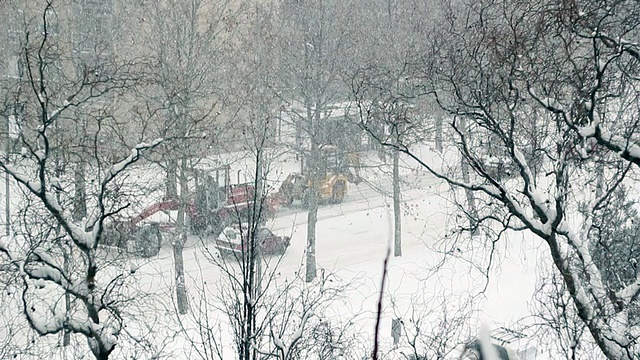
[435,111,443,153]
[364,0,640,357]
[4,116,10,237]
[305,106,319,283]
[174,157,189,315]
[276,0,352,284]
[392,131,402,257]
[350,0,640,357]
[458,118,478,234]
[166,158,178,200]
[73,161,87,222]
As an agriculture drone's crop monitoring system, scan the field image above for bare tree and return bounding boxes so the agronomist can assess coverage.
[395,292,476,360]
[172,131,289,360]
[276,0,358,282]
[353,0,640,358]
[526,267,605,360]
[350,64,436,257]
[171,5,368,354]
[135,0,241,314]
[183,248,363,360]
[0,2,169,358]
[173,5,289,356]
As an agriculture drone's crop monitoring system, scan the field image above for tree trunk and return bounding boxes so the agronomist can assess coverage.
[173,241,188,314]
[305,103,319,283]
[4,112,10,237]
[435,111,443,153]
[174,157,189,314]
[460,159,479,234]
[306,188,318,282]
[53,158,72,347]
[73,161,87,222]
[244,217,258,360]
[62,241,71,346]
[392,145,402,257]
[458,118,478,233]
[305,144,319,282]
[595,161,604,198]
[93,350,110,360]
[254,148,264,294]
[166,158,178,200]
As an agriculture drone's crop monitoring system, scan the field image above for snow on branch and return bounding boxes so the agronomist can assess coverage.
[25,304,96,340]
[47,101,68,123]
[502,192,550,235]
[83,137,164,234]
[594,129,640,163]
[0,164,93,248]
[27,310,64,336]
[104,138,163,182]
[42,192,94,249]
[527,88,566,114]
[2,164,43,194]
[272,310,312,360]
[26,260,67,288]
[0,236,9,258]
[558,224,610,301]
[529,85,640,165]
[616,272,640,306]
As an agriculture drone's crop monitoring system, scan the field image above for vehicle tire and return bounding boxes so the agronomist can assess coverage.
[331,182,346,204]
[134,224,162,258]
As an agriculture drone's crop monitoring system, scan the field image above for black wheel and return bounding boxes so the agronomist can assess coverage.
[133,224,162,258]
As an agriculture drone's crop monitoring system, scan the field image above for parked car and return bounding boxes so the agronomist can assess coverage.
[215,224,290,258]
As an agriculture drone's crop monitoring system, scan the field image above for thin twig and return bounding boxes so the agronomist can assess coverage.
[373,207,393,359]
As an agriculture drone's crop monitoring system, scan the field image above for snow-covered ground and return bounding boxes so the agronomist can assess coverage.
[126,146,553,358]
[0,145,563,359]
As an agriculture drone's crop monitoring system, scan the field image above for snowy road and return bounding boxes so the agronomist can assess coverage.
[0,147,552,359]
[141,170,447,281]
[129,165,548,356]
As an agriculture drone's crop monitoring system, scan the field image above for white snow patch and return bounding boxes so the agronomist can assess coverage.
[35,150,46,161]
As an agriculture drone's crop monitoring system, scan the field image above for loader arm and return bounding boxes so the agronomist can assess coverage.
[127,199,180,229]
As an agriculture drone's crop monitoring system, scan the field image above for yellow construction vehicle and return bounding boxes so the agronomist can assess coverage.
[278,146,358,206]
[278,172,349,206]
